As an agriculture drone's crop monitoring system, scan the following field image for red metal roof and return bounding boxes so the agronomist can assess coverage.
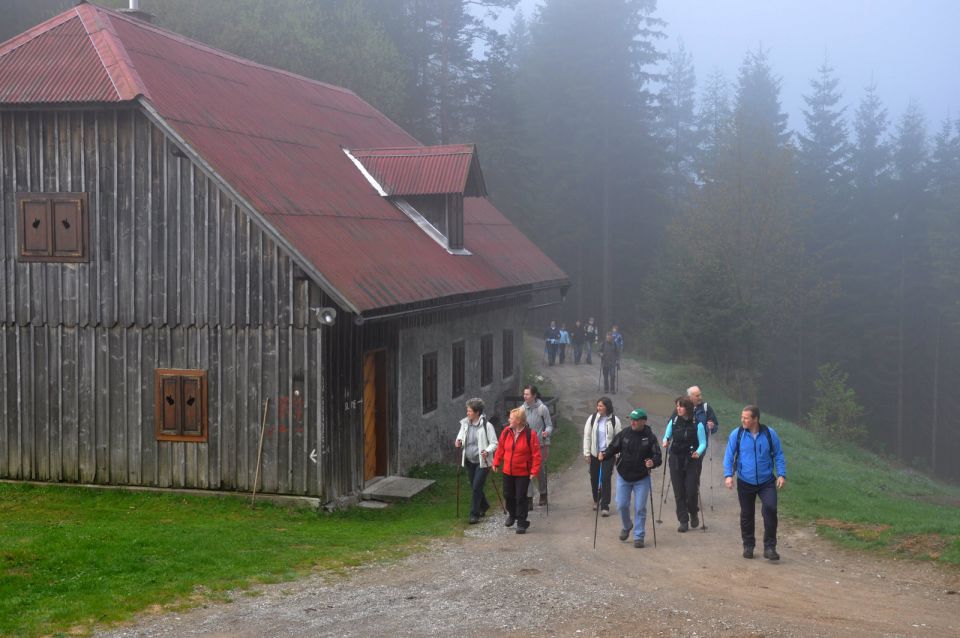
[0,3,566,314]
[351,145,487,197]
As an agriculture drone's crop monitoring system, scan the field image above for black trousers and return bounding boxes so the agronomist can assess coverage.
[464,460,490,518]
[558,344,566,363]
[573,343,583,363]
[546,342,558,365]
[737,478,778,549]
[503,474,531,526]
[588,455,615,509]
[668,454,702,524]
[602,365,617,392]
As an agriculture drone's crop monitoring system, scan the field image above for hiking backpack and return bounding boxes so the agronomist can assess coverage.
[732,424,777,476]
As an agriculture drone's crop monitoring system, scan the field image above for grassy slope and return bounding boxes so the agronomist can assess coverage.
[643,356,960,565]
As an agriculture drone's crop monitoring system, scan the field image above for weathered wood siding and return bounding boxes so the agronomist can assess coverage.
[0,108,337,496]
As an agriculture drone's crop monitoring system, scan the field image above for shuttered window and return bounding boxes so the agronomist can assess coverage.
[16,193,89,262]
[480,334,493,387]
[502,329,514,379]
[422,352,438,414]
[155,369,208,442]
[451,340,465,399]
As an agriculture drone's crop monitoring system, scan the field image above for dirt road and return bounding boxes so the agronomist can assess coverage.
[101,343,959,637]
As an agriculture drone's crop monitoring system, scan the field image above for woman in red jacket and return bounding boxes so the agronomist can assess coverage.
[492,407,542,534]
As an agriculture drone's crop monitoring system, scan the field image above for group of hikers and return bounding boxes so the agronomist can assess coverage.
[454,384,787,559]
[543,319,624,394]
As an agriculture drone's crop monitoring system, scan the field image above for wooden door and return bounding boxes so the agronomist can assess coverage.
[363,350,387,481]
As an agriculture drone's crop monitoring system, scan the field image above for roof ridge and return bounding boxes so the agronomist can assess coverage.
[76,4,149,100]
[89,2,361,100]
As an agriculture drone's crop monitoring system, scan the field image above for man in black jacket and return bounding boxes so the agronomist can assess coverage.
[599,408,662,547]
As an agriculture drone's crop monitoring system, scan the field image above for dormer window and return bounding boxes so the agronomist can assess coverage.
[345,145,487,255]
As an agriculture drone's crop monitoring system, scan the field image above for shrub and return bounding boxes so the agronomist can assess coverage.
[806,363,867,443]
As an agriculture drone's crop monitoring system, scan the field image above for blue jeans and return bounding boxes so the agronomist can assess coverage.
[616,473,652,540]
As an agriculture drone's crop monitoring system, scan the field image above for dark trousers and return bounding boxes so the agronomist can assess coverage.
[464,460,490,518]
[546,342,558,365]
[602,365,617,392]
[558,344,566,364]
[737,478,778,549]
[588,455,615,509]
[573,343,583,363]
[585,340,594,364]
[503,474,531,527]
[668,454,702,524]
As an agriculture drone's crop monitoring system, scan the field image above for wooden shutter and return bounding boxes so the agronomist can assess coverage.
[18,197,50,257]
[52,198,85,257]
[17,193,89,262]
[155,369,208,442]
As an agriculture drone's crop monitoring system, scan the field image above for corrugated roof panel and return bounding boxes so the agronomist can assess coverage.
[0,3,567,313]
[351,145,487,196]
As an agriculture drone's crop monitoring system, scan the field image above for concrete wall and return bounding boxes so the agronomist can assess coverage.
[396,303,525,472]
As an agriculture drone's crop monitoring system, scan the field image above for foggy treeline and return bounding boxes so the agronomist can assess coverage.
[3,0,959,482]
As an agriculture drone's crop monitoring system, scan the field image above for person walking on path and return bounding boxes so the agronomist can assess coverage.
[662,396,706,532]
[582,397,622,516]
[454,398,499,524]
[492,407,542,534]
[522,385,553,507]
[599,333,619,393]
[544,321,560,366]
[558,324,571,364]
[688,385,719,437]
[584,317,599,364]
[571,320,586,364]
[598,408,662,548]
[723,405,787,560]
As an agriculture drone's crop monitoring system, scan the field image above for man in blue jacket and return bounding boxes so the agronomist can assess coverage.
[723,405,787,561]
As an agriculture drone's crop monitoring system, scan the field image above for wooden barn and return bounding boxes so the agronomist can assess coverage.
[0,2,567,503]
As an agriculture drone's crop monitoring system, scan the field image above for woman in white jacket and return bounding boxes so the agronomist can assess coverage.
[583,396,622,516]
[455,398,499,524]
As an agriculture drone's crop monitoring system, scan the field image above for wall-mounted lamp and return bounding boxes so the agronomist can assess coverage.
[312,307,337,326]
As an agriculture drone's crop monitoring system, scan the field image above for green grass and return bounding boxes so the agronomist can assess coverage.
[0,466,464,638]
[637,355,960,565]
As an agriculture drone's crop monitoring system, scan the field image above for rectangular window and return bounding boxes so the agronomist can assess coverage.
[480,334,493,387]
[502,329,514,379]
[16,193,89,262]
[451,340,465,399]
[155,369,208,442]
[422,351,438,414]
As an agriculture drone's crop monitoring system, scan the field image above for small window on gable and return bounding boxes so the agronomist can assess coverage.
[480,334,493,387]
[155,369,208,442]
[422,352,438,414]
[16,193,89,262]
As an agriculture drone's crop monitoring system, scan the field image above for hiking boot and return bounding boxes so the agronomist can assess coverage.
[516,526,526,534]
[634,539,645,548]
[592,501,598,511]
[618,527,632,541]
[468,515,479,524]
[690,512,699,529]
[601,508,610,517]
[504,515,516,527]
[743,547,754,559]
[539,493,548,506]
[527,497,534,510]
[677,522,689,533]
[764,547,780,561]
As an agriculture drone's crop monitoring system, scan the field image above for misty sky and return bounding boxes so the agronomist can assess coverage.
[502,0,960,134]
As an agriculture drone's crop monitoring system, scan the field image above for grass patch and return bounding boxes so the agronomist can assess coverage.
[0,464,466,638]
[635,354,960,567]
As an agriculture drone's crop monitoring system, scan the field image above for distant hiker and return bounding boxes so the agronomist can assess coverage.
[583,397,622,516]
[611,324,624,359]
[558,324,571,364]
[571,319,586,364]
[522,385,553,507]
[544,321,560,366]
[600,332,619,393]
[454,398,499,524]
[598,408,662,548]
[723,405,787,560]
[492,407,542,534]
[662,396,706,532]
[688,385,719,436]
[585,317,599,364]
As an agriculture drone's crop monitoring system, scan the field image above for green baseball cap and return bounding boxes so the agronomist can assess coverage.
[629,408,647,420]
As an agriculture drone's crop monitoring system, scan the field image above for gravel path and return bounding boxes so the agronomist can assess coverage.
[99,344,960,637]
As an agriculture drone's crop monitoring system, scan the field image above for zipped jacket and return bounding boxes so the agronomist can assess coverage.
[582,413,623,457]
[455,416,498,468]
[493,425,542,477]
[523,399,553,447]
[722,425,787,486]
[603,424,662,482]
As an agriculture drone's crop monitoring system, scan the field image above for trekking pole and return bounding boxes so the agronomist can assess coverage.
[698,483,708,532]
[455,449,462,519]
[648,477,657,548]
[489,471,507,513]
[710,449,715,512]
[656,446,670,523]
[592,464,603,549]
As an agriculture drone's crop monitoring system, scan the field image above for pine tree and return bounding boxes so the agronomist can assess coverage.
[695,68,732,183]
[797,62,850,195]
[657,41,699,204]
[850,82,890,191]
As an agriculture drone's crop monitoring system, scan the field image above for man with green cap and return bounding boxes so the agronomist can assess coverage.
[598,408,662,547]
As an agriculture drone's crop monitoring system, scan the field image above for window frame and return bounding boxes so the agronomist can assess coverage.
[16,192,90,263]
[422,351,438,414]
[451,340,466,399]
[480,333,494,387]
[502,329,514,380]
[155,369,209,442]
